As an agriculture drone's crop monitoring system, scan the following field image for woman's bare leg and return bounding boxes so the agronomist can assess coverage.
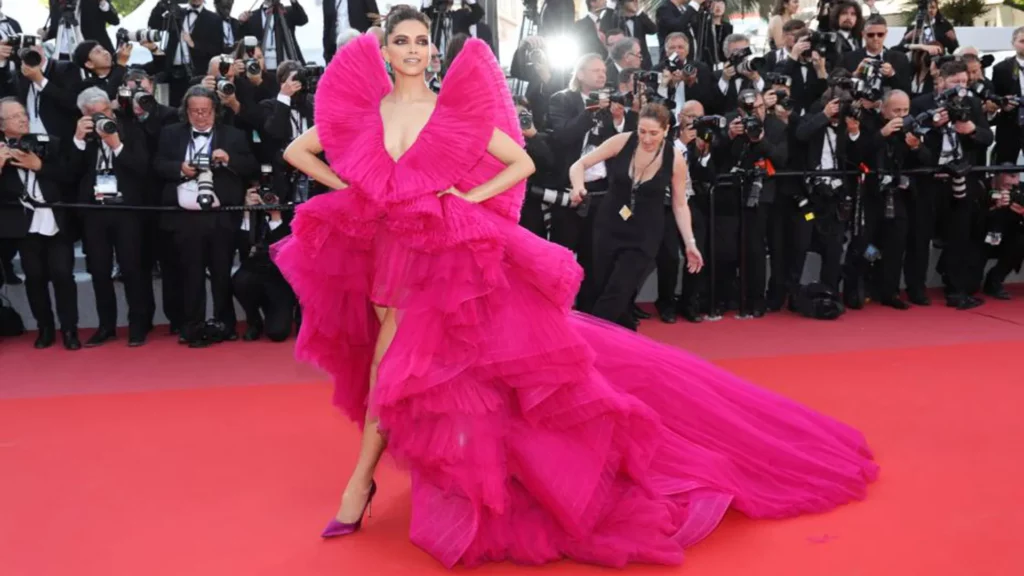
[334,305,396,522]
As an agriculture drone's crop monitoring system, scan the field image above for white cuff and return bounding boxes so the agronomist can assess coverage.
[99,1,111,11]
[717,78,728,95]
[848,132,860,142]
[268,219,283,230]
[113,144,124,156]
[277,94,292,106]
[698,154,711,167]
[73,137,87,150]
[34,78,49,92]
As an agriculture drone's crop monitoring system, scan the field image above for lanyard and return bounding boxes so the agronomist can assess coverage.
[19,169,39,202]
[187,133,214,162]
[97,144,114,173]
[290,110,305,138]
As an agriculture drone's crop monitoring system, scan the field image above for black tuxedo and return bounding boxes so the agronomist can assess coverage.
[259,93,317,201]
[154,122,257,340]
[240,1,309,67]
[992,57,1024,164]
[68,120,151,331]
[46,0,120,55]
[573,14,609,60]
[840,49,913,95]
[774,56,826,118]
[656,58,717,114]
[12,60,80,143]
[149,5,223,105]
[655,1,695,56]
[0,135,77,331]
[713,72,764,116]
[324,0,380,62]
[600,10,657,70]
[219,15,243,53]
[233,216,295,341]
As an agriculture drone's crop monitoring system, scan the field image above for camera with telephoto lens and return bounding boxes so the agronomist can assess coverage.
[838,92,863,121]
[196,170,216,210]
[527,185,573,207]
[116,86,157,115]
[764,72,792,87]
[519,110,534,131]
[1009,186,1024,206]
[190,152,212,172]
[295,65,324,94]
[900,112,932,137]
[939,159,971,197]
[738,91,763,139]
[132,29,163,43]
[5,34,42,67]
[258,164,277,204]
[88,114,118,142]
[692,115,726,141]
[934,86,972,123]
[805,30,839,58]
[116,28,130,48]
[9,134,51,159]
[854,61,884,101]
[664,52,695,76]
[726,47,765,76]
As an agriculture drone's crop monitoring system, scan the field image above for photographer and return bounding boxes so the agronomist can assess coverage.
[71,39,130,100]
[233,186,295,341]
[198,55,265,135]
[322,0,380,62]
[10,45,79,142]
[606,37,641,88]
[238,0,309,72]
[717,34,765,112]
[673,100,716,322]
[45,0,120,58]
[215,0,242,53]
[572,0,611,60]
[600,0,656,70]
[154,85,257,347]
[914,60,992,309]
[69,87,150,347]
[857,90,934,309]
[259,61,315,203]
[982,170,1024,300]
[991,27,1024,164]
[772,24,829,117]
[515,96,557,238]
[230,37,280,101]
[0,98,79,350]
[509,36,557,129]
[421,0,484,55]
[841,15,912,95]
[147,0,223,106]
[791,86,863,307]
[825,0,864,56]
[547,53,617,310]
[899,0,958,55]
[711,89,788,317]
[656,32,716,114]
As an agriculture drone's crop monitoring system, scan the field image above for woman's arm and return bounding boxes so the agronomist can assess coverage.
[768,16,785,51]
[669,148,703,272]
[463,128,536,203]
[567,132,630,203]
[282,127,347,191]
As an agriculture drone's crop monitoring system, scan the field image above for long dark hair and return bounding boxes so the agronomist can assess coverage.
[177,85,223,124]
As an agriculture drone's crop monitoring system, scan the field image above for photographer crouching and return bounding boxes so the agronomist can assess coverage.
[154,85,257,348]
[70,87,151,347]
[982,169,1024,300]
[515,96,558,239]
[233,185,294,341]
[0,98,80,349]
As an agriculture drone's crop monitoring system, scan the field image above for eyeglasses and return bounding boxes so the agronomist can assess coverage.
[188,108,213,116]
[865,32,886,38]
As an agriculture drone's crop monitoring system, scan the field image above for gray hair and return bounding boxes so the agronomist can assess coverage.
[76,86,112,113]
[610,37,639,62]
[665,32,689,48]
[570,53,604,92]
[337,28,361,49]
[882,89,908,106]
[723,33,749,57]
[0,96,22,130]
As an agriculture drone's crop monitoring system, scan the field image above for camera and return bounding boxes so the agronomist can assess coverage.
[855,60,884,101]
[116,28,130,48]
[216,77,236,96]
[5,34,42,67]
[692,115,726,141]
[132,29,163,43]
[838,94,863,121]
[664,52,695,76]
[191,152,212,172]
[259,164,278,205]
[196,171,216,211]
[245,58,261,76]
[900,112,932,136]
[727,47,765,76]
[92,114,118,137]
[218,57,235,77]
[1009,186,1024,206]
[9,134,51,159]
[764,72,792,87]
[933,86,972,123]
[243,35,258,57]
[805,30,839,57]
[519,110,534,131]
[738,91,764,139]
[116,86,157,115]
[295,64,324,93]
[528,185,573,207]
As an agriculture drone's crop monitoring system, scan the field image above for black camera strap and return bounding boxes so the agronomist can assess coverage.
[187,131,214,164]
[96,144,114,173]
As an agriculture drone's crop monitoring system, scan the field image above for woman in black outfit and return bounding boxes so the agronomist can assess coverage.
[569,103,704,329]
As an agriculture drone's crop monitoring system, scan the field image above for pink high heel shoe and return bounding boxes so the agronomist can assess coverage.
[321,480,377,538]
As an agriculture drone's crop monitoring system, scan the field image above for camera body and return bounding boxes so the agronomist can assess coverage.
[1009,186,1024,206]
[692,115,726,141]
[900,112,932,137]
[259,164,278,205]
[806,30,839,57]
[191,152,213,172]
[934,86,972,123]
[764,72,791,88]
[5,34,42,67]
[738,91,763,139]
[9,134,51,159]
[295,65,325,93]
[727,47,765,76]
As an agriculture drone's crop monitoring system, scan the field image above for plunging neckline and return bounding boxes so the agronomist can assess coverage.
[378,97,440,165]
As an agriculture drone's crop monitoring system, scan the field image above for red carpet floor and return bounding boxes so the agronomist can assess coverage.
[2,295,1023,576]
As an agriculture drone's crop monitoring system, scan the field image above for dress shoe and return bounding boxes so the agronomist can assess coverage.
[657,307,677,324]
[62,329,82,351]
[907,291,931,306]
[322,480,377,538]
[946,294,983,310]
[127,326,147,347]
[983,281,1010,300]
[880,297,910,310]
[243,323,263,341]
[679,305,704,323]
[632,304,651,320]
[34,326,55,349]
[85,327,117,348]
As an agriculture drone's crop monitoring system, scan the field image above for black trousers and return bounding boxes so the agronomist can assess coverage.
[652,206,681,309]
[714,201,770,311]
[232,262,296,341]
[82,212,148,329]
[863,193,909,300]
[153,229,184,327]
[790,199,844,295]
[592,243,653,329]
[519,196,547,239]
[986,216,1024,285]
[176,227,236,334]
[904,179,937,297]
[679,200,708,311]
[0,238,17,287]
[938,182,987,296]
[549,195,604,312]
[18,232,78,330]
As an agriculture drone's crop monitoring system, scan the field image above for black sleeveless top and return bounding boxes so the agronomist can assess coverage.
[596,131,676,257]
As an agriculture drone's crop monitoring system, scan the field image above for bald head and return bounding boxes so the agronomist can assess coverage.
[883,89,910,119]
[683,100,705,117]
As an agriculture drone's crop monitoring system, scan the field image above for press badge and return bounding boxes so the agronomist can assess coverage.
[94,174,120,201]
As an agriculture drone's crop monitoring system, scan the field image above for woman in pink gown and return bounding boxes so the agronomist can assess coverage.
[273,7,878,569]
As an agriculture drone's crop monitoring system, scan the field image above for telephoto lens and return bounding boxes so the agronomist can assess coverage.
[216,78,236,96]
[93,114,118,135]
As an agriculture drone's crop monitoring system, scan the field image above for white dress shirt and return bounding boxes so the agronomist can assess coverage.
[177,128,222,210]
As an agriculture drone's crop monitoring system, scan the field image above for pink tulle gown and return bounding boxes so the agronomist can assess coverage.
[272,35,879,569]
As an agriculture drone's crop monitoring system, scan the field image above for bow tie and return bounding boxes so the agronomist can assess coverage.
[192,130,211,139]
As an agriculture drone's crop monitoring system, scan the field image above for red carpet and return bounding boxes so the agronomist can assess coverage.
[2,297,1023,576]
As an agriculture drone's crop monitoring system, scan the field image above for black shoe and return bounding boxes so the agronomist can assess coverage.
[983,281,1011,300]
[632,304,651,320]
[127,326,147,347]
[880,297,910,310]
[34,326,55,349]
[657,306,677,324]
[243,323,263,341]
[946,294,984,310]
[679,303,704,323]
[907,291,931,306]
[169,323,181,336]
[85,327,117,348]
[62,329,82,351]
[751,307,766,319]
[223,330,239,342]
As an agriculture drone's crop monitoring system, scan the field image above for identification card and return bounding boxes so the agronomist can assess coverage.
[94,174,120,201]
[252,130,262,143]
[619,205,633,221]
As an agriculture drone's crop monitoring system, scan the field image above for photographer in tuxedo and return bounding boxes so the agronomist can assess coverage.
[71,39,130,100]
[154,86,258,347]
[982,170,1024,300]
[710,89,788,317]
[259,61,314,203]
[841,15,912,95]
[673,100,716,323]
[45,0,120,58]
[148,0,223,106]
[233,187,294,341]
[10,45,79,142]
[69,87,150,347]
[600,0,656,70]
[121,69,183,334]
[0,98,79,349]
[656,32,717,115]
[913,60,992,309]
[238,0,309,72]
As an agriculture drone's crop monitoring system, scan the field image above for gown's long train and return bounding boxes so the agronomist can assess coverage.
[272,35,878,568]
